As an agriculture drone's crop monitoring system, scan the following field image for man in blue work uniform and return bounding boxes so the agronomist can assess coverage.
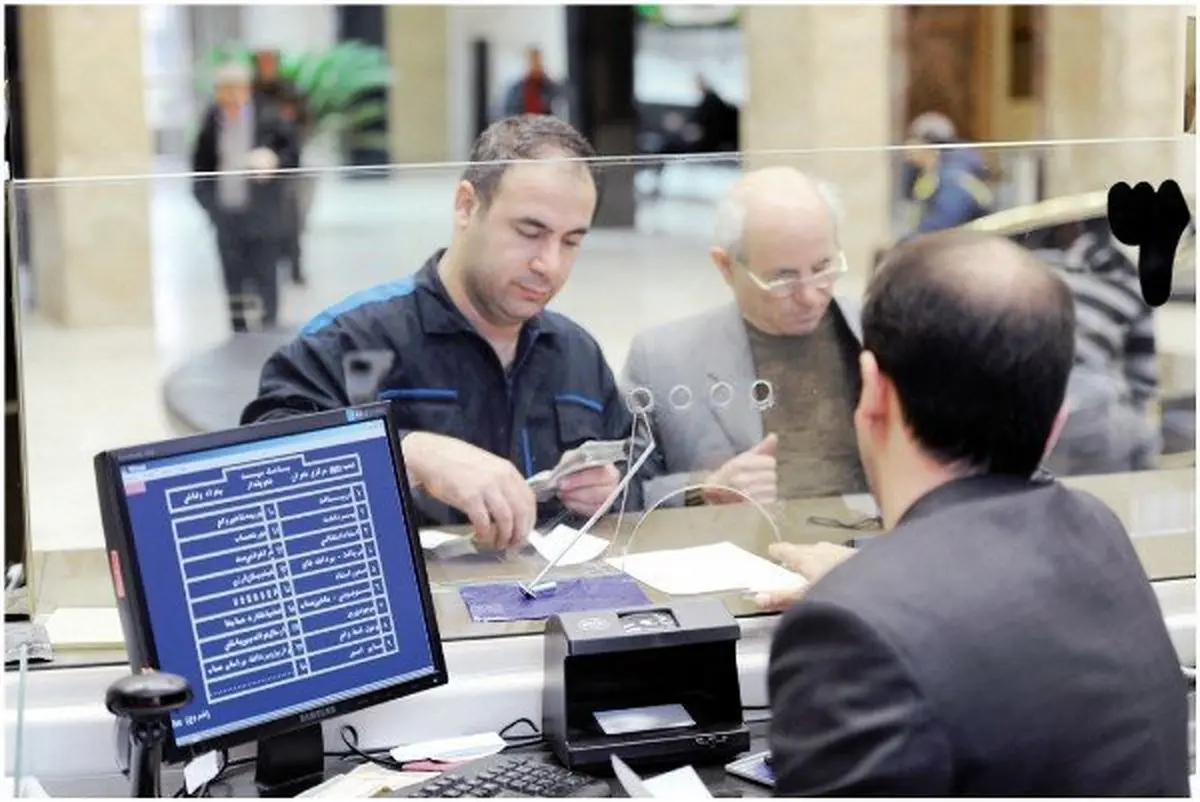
[241,114,642,550]
[900,112,994,234]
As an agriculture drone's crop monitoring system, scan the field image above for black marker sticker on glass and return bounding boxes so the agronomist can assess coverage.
[1107,181,1192,308]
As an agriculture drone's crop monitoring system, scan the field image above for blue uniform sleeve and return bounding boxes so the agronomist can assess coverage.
[240,329,354,425]
[917,178,980,233]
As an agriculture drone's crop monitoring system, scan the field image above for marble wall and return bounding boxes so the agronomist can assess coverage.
[17,4,154,328]
[1043,5,1188,198]
[740,4,893,294]
[385,5,451,164]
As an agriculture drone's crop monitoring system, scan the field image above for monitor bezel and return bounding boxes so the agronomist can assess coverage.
[93,403,449,764]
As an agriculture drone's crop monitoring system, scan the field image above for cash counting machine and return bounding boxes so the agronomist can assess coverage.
[542,599,751,771]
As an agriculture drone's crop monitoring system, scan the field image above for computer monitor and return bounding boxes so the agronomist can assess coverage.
[94,403,448,793]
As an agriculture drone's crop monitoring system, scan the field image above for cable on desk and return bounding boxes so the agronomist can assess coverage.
[499,716,545,749]
[338,724,409,772]
[334,717,548,773]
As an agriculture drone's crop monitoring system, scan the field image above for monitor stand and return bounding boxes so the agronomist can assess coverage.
[254,723,326,798]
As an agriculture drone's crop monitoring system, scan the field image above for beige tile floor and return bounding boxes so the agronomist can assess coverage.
[11,170,1197,556]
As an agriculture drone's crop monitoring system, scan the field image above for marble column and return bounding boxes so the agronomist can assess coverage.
[740,4,893,295]
[18,4,154,328]
[1043,5,1186,198]
[385,5,450,163]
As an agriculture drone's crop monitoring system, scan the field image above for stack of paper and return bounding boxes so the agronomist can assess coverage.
[43,607,124,649]
[607,541,805,596]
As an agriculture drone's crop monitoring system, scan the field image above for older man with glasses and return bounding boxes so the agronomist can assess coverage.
[621,166,867,509]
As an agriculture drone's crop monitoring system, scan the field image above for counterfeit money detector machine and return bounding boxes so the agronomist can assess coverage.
[542,598,750,772]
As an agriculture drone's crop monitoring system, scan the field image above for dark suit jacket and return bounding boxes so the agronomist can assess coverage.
[768,474,1189,796]
[190,102,300,236]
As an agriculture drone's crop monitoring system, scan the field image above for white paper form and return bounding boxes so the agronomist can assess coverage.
[607,541,806,596]
[528,524,610,566]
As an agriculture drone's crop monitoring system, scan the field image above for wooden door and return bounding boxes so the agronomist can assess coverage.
[904,6,991,142]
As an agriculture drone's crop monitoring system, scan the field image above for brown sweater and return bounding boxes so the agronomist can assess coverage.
[745,309,868,499]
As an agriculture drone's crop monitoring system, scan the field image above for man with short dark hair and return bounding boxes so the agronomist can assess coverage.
[767,231,1189,796]
[243,115,632,549]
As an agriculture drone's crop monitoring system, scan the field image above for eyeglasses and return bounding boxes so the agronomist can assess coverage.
[741,252,849,295]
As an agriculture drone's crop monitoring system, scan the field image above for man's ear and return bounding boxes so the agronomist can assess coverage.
[856,350,888,424]
[453,180,478,229]
[1042,402,1070,462]
[710,247,734,285]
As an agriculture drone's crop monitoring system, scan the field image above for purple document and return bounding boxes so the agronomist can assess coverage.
[459,574,651,623]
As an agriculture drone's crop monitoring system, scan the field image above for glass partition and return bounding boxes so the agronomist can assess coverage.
[9,138,1195,665]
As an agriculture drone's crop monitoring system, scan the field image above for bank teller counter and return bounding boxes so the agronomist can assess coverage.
[7,469,1194,792]
[418,468,1197,643]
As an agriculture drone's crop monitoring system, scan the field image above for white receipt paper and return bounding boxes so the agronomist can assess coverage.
[183,751,222,795]
[389,732,507,763]
[528,524,609,566]
[1131,491,1195,537]
[296,764,437,798]
[611,755,712,799]
[608,541,806,596]
[418,529,469,550]
[842,492,881,518]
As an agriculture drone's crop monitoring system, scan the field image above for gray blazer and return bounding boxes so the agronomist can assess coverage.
[621,298,862,508]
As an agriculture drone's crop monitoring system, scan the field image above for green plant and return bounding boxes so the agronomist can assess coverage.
[197,41,393,152]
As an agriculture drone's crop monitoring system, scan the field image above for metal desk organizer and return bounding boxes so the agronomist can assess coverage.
[518,435,656,600]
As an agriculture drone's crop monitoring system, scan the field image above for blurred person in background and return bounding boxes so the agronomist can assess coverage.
[901,111,994,234]
[192,61,300,333]
[502,47,566,118]
[253,49,310,286]
[1035,221,1161,474]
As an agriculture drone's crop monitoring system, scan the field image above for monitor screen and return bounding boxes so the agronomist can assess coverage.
[105,411,443,751]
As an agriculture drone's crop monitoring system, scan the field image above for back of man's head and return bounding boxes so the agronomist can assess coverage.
[863,231,1076,477]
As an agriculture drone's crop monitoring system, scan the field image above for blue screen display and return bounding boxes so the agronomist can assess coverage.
[118,418,438,747]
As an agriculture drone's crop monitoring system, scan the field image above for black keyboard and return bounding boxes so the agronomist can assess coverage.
[401,755,611,798]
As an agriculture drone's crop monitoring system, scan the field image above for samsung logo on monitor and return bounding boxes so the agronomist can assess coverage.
[299,705,338,723]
